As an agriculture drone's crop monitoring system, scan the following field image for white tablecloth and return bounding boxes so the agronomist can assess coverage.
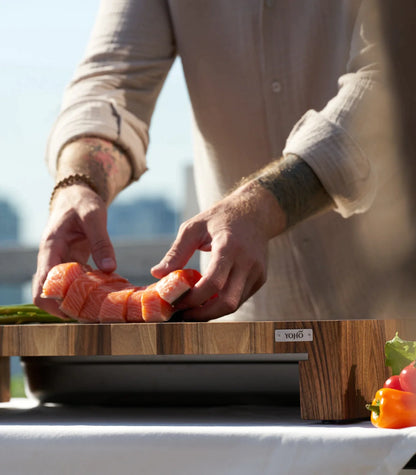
[0,399,416,475]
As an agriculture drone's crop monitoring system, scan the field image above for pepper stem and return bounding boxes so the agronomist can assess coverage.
[366,404,380,416]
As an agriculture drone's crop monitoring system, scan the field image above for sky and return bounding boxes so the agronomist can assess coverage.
[0,1,193,246]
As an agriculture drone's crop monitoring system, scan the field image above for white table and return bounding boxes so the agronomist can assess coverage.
[0,399,416,475]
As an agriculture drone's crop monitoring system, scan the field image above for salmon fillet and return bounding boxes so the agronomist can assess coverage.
[99,284,137,323]
[155,269,202,304]
[125,287,147,322]
[41,261,202,323]
[60,270,128,319]
[41,262,91,299]
[141,288,175,322]
[79,281,133,323]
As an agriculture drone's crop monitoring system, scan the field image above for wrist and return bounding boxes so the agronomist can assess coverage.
[255,154,334,228]
[48,181,103,215]
[49,174,100,211]
[56,137,132,204]
[233,180,287,239]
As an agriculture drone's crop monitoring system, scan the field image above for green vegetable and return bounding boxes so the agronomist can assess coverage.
[385,333,416,375]
[0,304,73,324]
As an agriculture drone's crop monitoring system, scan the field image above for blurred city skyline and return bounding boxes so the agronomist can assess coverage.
[0,1,193,247]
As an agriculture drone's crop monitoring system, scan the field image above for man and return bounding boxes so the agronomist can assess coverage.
[33,0,405,322]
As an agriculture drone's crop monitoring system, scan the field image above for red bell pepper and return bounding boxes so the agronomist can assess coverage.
[383,375,402,391]
[400,361,416,393]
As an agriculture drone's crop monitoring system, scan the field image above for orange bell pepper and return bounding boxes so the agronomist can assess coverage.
[367,388,416,429]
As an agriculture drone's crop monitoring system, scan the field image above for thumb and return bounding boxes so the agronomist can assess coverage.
[151,234,197,279]
[84,208,117,273]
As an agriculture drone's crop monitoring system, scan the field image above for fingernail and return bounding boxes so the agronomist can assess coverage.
[151,262,165,271]
[101,257,116,270]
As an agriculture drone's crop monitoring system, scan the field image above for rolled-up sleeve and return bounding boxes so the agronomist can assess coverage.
[46,0,176,180]
[283,0,391,218]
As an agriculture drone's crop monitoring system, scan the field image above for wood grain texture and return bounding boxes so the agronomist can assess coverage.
[0,357,10,402]
[1,319,416,420]
[297,320,388,420]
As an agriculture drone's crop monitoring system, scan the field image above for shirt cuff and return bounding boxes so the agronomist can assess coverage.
[283,110,377,218]
[45,99,149,181]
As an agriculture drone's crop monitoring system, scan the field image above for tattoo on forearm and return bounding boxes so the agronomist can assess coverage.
[256,154,333,228]
[84,137,124,175]
[78,138,129,203]
[56,135,132,206]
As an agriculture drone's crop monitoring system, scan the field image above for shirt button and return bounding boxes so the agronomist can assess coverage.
[272,80,282,93]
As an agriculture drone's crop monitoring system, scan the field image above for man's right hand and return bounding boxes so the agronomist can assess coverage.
[32,136,132,317]
[32,184,117,317]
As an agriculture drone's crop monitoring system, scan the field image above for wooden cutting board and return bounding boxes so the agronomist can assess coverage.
[1,318,415,421]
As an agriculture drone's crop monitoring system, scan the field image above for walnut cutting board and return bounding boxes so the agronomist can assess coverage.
[1,319,416,421]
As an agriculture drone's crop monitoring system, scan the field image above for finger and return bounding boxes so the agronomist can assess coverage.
[33,235,64,296]
[32,269,69,318]
[32,242,68,317]
[33,291,67,318]
[181,262,266,321]
[174,250,233,310]
[237,262,266,305]
[181,266,245,321]
[151,221,205,278]
[83,207,116,272]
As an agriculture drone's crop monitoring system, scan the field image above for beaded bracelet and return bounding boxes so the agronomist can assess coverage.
[49,173,100,209]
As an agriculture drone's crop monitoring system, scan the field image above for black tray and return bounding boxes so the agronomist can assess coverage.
[22,354,301,406]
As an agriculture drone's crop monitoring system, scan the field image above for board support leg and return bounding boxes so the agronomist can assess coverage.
[0,357,10,402]
[296,320,389,421]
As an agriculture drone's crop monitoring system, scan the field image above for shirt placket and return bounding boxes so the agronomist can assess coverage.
[259,0,286,159]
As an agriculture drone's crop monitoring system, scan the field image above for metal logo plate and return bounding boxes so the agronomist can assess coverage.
[275,329,313,342]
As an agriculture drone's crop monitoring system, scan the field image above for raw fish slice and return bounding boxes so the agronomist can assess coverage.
[41,262,91,299]
[99,284,137,323]
[155,269,202,304]
[79,281,133,323]
[141,288,175,322]
[60,271,128,319]
[125,287,147,322]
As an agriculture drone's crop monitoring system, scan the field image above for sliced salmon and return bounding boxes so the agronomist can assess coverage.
[41,261,202,323]
[41,262,91,299]
[60,270,128,319]
[155,269,202,304]
[141,288,175,322]
[99,284,138,323]
[125,287,147,322]
[79,281,133,323]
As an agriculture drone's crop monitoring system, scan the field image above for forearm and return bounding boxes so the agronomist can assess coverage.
[253,154,334,230]
[55,137,133,205]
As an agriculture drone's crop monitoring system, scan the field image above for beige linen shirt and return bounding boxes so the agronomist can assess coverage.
[46,0,411,320]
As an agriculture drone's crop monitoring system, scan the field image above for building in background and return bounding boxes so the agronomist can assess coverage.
[0,198,22,305]
[108,196,178,241]
[0,199,20,246]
